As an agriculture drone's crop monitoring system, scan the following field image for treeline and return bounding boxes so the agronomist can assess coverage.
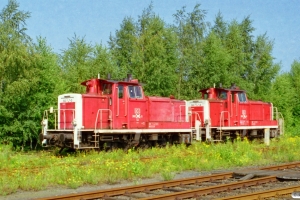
[0,0,299,149]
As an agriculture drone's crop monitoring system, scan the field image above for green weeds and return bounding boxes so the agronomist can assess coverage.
[1,135,300,195]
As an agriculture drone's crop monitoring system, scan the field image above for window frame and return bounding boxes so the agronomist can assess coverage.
[128,85,143,99]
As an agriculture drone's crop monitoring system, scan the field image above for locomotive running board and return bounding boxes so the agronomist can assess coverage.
[94,129,193,134]
[215,126,278,130]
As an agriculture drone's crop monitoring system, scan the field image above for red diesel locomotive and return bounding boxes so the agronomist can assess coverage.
[40,75,284,150]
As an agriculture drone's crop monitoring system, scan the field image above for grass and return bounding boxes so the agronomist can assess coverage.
[1,135,300,195]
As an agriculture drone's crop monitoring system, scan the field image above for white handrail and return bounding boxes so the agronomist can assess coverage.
[190,111,202,128]
[94,109,112,130]
[43,108,75,130]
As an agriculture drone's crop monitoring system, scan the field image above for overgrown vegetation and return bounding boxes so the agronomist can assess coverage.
[0,1,299,147]
[1,136,300,195]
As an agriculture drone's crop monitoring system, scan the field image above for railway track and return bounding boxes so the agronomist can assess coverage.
[216,185,300,200]
[36,172,233,200]
[35,162,300,200]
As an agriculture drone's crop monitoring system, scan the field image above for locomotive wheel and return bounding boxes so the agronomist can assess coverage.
[123,142,132,152]
[110,143,119,152]
[138,141,151,149]
[59,147,65,154]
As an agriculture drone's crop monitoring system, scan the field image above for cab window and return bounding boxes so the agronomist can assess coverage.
[218,91,227,100]
[128,86,143,98]
[103,83,112,95]
[118,85,124,98]
[238,92,247,102]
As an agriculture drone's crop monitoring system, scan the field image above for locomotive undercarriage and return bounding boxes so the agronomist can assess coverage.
[41,128,280,151]
[40,130,192,150]
[195,128,280,142]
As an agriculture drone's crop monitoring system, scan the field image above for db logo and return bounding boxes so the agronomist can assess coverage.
[132,108,143,120]
[241,110,247,119]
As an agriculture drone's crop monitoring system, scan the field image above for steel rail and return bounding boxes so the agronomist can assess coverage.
[260,161,300,170]
[35,172,233,200]
[216,185,300,200]
[139,176,277,200]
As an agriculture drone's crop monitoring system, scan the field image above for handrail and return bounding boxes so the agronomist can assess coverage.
[54,110,57,129]
[94,109,112,130]
[273,106,279,120]
[179,105,186,122]
[219,111,230,141]
[236,93,238,116]
[273,107,285,135]
[190,111,202,128]
[116,87,119,117]
[219,111,230,129]
[172,103,174,122]
[124,87,127,116]
[43,108,75,130]
[278,112,285,135]
[230,93,233,117]
[61,109,76,130]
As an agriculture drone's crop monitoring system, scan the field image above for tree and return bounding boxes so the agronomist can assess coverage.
[288,60,300,135]
[110,4,179,96]
[33,37,66,114]
[90,44,118,79]
[0,0,31,84]
[211,16,279,100]
[0,0,42,148]
[269,72,295,134]
[61,35,117,93]
[0,1,67,149]
[197,31,231,88]
[248,34,280,99]
[173,4,209,99]
[60,35,94,93]
[108,17,137,79]
[132,5,179,96]
[212,12,227,41]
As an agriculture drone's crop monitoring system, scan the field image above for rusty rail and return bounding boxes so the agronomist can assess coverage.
[139,176,277,200]
[216,185,300,200]
[260,161,300,170]
[35,172,233,200]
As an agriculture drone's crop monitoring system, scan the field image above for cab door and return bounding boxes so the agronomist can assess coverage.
[115,84,128,129]
[127,85,148,129]
[218,90,230,126]
[230,92,249,126]
[237,92,249,126]
[230,92,239,126]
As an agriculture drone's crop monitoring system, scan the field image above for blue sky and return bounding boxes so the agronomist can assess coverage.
[2,0,299,72]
